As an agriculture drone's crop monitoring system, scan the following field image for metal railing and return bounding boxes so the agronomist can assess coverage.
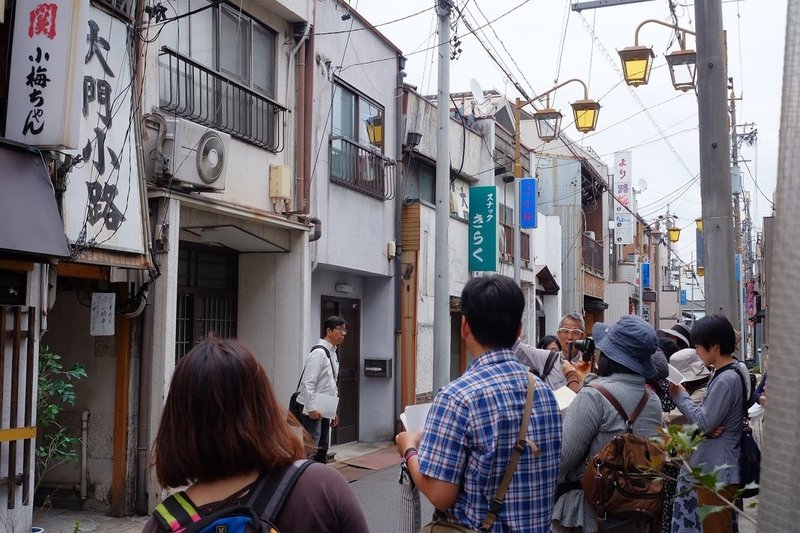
[329,136,396,200]
[159,47,287,152]
[582,233,604,275]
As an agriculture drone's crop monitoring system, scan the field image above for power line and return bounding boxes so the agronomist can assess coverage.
[315,5,432,36]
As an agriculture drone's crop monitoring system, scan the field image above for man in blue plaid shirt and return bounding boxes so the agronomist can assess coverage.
[396,275,562,531]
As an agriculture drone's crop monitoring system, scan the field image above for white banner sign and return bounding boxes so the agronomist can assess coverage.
[5,0,86,148]
[613,151,634,245]
[62,6,145,254]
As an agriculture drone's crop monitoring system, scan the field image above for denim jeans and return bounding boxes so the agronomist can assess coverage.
[300,413,331,463]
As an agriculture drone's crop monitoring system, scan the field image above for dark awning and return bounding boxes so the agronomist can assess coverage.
[0,141,69,261]
[535,265,560,295]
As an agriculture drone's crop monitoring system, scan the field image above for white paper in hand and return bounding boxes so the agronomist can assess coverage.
[402,403,432,432]
[316,393,340,419]
[668,364,686,385]
[553,386,577,412]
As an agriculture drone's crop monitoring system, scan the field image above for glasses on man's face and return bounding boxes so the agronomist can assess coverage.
[335,327,347,334]
[557,328,584,337]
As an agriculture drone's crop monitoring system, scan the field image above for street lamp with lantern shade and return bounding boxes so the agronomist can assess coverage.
[510,77,601,285]
[618,19,697,92]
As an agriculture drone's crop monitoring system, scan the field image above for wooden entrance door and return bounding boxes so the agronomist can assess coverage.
[321,298,360,444]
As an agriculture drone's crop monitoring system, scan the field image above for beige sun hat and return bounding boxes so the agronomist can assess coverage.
[670,348,711,382]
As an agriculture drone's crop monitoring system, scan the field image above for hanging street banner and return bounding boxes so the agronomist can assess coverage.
[62,6,146,254]
[520,177,537,229]
[468,185,497,271]
[613,151,634,245]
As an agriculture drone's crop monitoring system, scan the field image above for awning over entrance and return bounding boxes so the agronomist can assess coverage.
[584,295,608,311]
[535,265,560,295]
[0,142,69,261]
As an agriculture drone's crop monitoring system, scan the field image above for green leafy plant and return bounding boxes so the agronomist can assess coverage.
[35,344,87,493]
[654,423,757,526]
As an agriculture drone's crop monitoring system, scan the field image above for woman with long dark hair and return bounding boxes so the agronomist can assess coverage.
[142,336,368,533]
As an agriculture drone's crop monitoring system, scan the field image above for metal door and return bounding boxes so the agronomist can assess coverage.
[321,297,359,444]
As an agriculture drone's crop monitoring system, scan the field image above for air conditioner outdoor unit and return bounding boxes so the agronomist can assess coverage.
[162,118,230,191]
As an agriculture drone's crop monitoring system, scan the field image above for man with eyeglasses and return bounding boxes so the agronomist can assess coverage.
[515,312,589,391]
[297,315,346,463]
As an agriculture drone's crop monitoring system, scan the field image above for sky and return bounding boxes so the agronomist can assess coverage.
[349,0,786,267]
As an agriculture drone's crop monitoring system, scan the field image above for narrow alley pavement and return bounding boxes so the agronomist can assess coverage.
[33,441,755,532]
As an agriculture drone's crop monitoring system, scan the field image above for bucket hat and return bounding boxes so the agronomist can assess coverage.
[658,323,692,349]
[593,315,659,379]
[670,348,711,382]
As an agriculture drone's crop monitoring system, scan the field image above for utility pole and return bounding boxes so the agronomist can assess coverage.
[433,0,452,392]
[729,79,747,354]
[695,0,736,323]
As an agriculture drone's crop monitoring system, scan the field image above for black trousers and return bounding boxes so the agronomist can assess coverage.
[300,413,331,463]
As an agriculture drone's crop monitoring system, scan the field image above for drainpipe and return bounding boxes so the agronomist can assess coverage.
[295,41,306,214]
[394,58,407,427]
[135,292,154,514]
[80,409,89,500]
[302,7,316,214]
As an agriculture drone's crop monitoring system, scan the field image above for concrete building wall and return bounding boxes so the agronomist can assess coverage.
[41,293,119,510]
[539,156,583,314]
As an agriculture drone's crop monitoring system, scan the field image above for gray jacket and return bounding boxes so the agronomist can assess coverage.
[551,373,663,533]
[513,341,566,389]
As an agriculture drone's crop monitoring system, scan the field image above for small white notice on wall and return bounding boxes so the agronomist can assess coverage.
[90,292,115,336]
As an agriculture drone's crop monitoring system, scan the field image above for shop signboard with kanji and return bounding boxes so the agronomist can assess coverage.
[613,151,634,245]
[6,0,86,148]
[468,186,497,272]
[62,6,145,254]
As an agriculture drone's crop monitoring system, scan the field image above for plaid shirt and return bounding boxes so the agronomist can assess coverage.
[418,348,562,532]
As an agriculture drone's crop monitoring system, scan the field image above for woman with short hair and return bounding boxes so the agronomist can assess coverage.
[142,336,369,533]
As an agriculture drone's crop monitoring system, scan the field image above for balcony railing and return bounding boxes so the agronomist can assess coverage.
[159,47,287,152]
[582,234,604,275]
[330,136,396,200]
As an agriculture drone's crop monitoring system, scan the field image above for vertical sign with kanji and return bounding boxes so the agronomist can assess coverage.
[613,151,634,245]
[519,177,537,229]
[468,186,497,271]
[62,6,145,254]
[6,0,86,148]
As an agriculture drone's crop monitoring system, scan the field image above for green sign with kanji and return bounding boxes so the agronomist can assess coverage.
[468,186,497,271]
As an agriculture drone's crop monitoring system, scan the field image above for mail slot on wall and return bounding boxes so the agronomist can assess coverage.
[364,358,392,378]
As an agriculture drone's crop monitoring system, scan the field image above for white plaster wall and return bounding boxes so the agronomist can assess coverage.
[308,269,395,442]
[360,277,395,442]
[310,3,400,275]
[406,93,486,179]
[237,229,310,407]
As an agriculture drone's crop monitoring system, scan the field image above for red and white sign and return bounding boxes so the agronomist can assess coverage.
[5,0,86,148]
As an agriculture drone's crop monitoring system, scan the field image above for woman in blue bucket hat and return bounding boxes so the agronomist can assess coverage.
[551,315,665,533]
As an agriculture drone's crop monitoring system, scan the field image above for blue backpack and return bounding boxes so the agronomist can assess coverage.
[154,460,311,533]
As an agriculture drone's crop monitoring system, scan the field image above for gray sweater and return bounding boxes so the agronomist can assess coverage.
[673,361,746,484]
[552,373,663,532]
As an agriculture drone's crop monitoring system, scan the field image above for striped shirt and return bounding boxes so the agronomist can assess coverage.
[417,348,562,532]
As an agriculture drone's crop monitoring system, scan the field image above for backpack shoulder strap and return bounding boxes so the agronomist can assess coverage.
[154,491,201,532]
[588,383,649,432]
[311,344,336,381]
[295,345,333,392]
[249,460,313,523]
[541,350,560,379]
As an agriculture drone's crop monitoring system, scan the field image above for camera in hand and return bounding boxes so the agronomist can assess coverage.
[571,337,596,362]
